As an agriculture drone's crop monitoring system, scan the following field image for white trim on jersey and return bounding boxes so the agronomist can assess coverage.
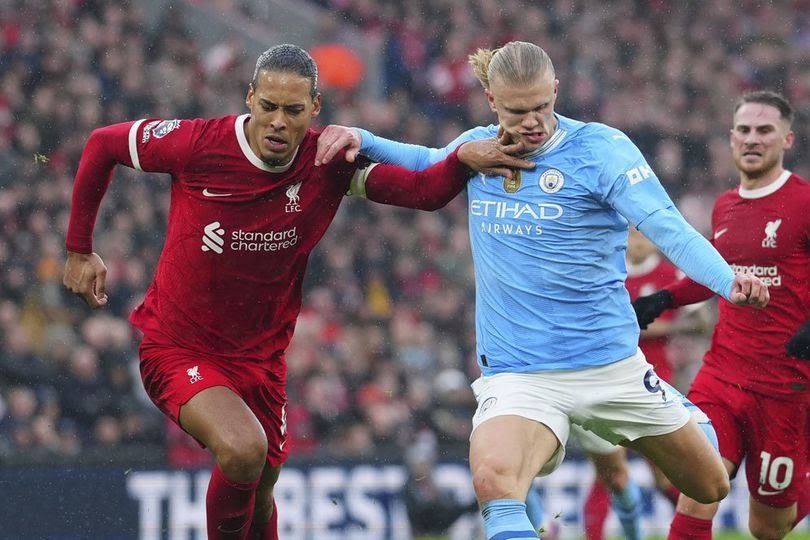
[738,169,791,199]
[234,114,297,173]
[129,119,146,171]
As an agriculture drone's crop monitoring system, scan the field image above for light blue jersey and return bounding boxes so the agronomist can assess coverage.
[357,115,734,375]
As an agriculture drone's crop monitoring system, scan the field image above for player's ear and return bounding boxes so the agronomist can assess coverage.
[485,89,497,112]
[311,92,322,117]
[783,129,794,151]
[245,84,254,109]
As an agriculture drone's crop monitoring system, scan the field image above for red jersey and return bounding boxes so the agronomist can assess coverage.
[625,254,679,380]
[67,115,470,368]
[669,171,810,396]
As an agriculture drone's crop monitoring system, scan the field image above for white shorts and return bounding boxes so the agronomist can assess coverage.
[470,349,690,475]
[570,423,619,455]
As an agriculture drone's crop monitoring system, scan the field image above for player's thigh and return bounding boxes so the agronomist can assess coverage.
[627,417,729,503]
[469,414,559,498]
[470,373,571,479]
[180,385,266,455]
[139,344,265,450]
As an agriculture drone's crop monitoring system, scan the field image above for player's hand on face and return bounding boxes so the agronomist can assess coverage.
[457,138,535,179]
[63,251,108,309]
[315,125,361,166]
[729,273,769,308]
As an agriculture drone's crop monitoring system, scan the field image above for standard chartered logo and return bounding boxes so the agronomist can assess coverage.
[201,221,298,254]
[731,263,781,286]
[201,221,225,253]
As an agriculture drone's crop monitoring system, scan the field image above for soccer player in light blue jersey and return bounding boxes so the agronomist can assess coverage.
[316,41,770,539]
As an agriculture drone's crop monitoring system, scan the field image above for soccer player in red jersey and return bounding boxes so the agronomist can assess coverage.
[633,90,810,539]
[61,44,533,540]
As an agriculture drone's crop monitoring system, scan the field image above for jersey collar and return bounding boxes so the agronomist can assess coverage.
[738,170,790,199]
[235,114,298,173]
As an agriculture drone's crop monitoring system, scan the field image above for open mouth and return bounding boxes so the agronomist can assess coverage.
[264,135,288,151]
[523,132,546,144]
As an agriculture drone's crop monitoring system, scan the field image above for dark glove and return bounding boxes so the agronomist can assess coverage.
[786,321,810,359]
[632,290,673,330]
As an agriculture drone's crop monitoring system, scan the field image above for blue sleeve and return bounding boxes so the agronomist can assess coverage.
[637,207,735,300]
[357,126,495,171]
[590,127,734,299]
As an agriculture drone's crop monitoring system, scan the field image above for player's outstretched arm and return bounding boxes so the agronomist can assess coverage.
[63,251,108,308]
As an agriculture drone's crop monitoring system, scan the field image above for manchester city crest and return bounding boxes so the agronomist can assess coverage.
[503,170,521,193]
[539,168,564,193]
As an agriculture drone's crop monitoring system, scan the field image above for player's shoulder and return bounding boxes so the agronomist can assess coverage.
[161,114,239,144]
[713,185,741,207]
[786,172,810,194]
[468,124,500,138]
[562,114,637,151]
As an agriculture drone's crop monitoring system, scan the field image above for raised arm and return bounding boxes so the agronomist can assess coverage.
[317,125,533,177]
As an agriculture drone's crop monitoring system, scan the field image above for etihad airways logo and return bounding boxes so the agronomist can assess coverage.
[201,221,298,254]
[470,200,563,237]
[731,263,781,287]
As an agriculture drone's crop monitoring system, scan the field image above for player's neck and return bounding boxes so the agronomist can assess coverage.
[739,167,784,191]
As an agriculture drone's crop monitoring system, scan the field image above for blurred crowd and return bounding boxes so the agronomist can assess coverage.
[1,0,808,467]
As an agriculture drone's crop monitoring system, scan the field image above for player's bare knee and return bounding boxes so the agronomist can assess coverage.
[750,520,791,540]
[471,462,516,501]
[216,433,268,481]
[691,474,729,504]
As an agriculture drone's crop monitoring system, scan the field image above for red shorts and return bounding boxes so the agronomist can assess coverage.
[689,370,808,507]
[139,339,290,468]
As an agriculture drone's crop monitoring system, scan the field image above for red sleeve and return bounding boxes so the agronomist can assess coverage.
[363,148,471,210]
[667,276,715,307]
[65,122,136,254]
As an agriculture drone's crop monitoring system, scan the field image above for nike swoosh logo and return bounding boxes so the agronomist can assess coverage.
[714,228,729,239]
[757,486,784,496]
[202,188,233,197]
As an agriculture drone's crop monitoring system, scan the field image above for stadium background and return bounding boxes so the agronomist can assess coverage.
[0,0,808,538]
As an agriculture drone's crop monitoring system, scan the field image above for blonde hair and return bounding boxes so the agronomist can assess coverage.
[469,41,554,89]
